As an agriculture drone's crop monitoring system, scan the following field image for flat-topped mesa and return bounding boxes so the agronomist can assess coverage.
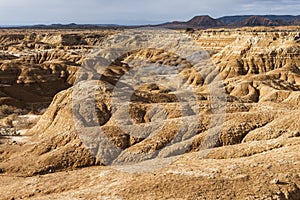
[187,15,224,27]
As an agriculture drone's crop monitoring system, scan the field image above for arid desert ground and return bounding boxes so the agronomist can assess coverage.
[0,26,299,199]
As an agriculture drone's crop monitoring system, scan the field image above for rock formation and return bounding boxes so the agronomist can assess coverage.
[158,15,300,29]
[0,30,112,130]
[0,27,299,199]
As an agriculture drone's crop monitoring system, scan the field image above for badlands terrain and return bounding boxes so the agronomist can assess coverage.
[0,26,299,199]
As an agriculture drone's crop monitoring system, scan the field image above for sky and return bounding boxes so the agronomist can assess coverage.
[0,0,299,25]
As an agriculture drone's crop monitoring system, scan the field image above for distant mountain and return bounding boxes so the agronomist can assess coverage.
[217,15,300,25]
[1,15,300,29]
[0,23,120,29]
[217,16,251,24]
[186,15,224,27]
[158,15,224,29]
[158,15,300,29]
[233,16,282,27]
[291,18,300,25]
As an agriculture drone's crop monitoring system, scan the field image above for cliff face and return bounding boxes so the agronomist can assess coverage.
[0,27,300,199]
[0,30,111,113]
[213,31,300,104]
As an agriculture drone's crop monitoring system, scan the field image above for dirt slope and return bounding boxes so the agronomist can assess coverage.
[0,27,299,199]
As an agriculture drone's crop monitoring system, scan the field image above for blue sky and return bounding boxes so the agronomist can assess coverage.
[0,0,299,25]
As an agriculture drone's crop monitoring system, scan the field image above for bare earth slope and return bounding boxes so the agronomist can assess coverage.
[0,27,299,199]
[0,30,111,118]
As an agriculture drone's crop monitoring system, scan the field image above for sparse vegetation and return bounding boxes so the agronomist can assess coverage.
[185,27,194,33]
